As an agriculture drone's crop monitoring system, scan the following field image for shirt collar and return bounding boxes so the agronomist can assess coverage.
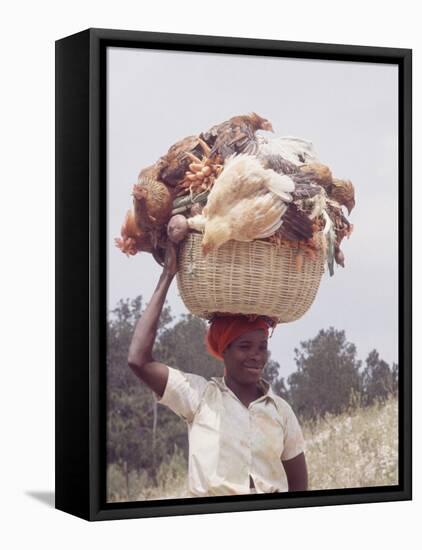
[210,376,278,405]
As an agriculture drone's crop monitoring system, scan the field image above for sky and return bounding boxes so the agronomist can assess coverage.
[107,46,398,380]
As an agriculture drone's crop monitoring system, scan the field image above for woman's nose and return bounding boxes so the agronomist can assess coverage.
[249,348,263,360]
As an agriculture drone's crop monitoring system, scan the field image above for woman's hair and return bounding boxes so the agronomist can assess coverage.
[205,315,274,361]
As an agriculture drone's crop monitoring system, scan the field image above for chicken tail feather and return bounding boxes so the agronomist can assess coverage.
[264,172,294,201]
[278,203,314,241]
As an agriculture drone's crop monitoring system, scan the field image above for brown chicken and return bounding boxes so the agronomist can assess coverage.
[200,113,274,161]
[276,202,314,241]
[330,178,355,215]
[259,154,299,175]
[254,157,325,241]
[133,164,175,249]
[293,162,334,190]
[134,166,174,226]
[115,210,154,256]
[290,163,355,215]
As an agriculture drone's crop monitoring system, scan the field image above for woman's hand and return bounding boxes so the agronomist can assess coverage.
[162,239,179,278]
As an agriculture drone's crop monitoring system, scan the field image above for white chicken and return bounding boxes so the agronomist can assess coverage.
[187,154,295,255]
[257,135,319,166]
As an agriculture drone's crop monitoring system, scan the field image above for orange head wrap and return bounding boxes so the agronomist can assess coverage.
[205,315,274,361]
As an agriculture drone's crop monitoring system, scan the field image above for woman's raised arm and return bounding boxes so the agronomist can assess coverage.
[127,240,178,397]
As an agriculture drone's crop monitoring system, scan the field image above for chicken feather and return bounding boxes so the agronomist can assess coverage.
[190,154,295,254]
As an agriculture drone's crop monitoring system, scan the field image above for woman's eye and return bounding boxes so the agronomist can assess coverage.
[238,345,267,353]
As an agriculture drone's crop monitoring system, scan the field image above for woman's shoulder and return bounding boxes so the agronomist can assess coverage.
[260,379,292,410]
[156,366,210,422]
[269,390,299,419]
[167,365,209,387]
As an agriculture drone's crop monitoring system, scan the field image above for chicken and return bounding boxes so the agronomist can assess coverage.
[257,136,319,166]
[330,178,355,215]
[115,209,168,265]
[268,179,353,275]
[276,202,314,241]
[292,165,355,215]
[258,158,332,241]
[293,163,333,190]
[133,164,174,248]
[187,154,295,255]
[118,123,355,275]
[278,160,355,217]
[291,182,325,201]
[259,154,298,175]
[133,166,174,228]
[200,113,274,161]
[322,210,336,276]
[115,210,154,256]
[325,197,354,264]
[267,181,327,244]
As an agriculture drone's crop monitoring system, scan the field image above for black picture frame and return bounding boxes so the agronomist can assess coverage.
[55,27,412,521]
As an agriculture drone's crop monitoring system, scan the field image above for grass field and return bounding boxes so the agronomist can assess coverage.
[303,397,398,490]
[107,397,398,502]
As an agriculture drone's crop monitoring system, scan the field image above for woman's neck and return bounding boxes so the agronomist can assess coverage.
[224,375,263,408]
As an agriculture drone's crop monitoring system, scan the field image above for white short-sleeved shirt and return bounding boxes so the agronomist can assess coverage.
[156,366,306,497]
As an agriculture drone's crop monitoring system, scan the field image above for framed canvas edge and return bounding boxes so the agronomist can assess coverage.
[89,26,412,61]
[55,28,412,522]
[55,29,92,521]
[91,487,411,522]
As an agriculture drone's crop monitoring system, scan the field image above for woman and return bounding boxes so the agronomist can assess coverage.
[128,240,308,497]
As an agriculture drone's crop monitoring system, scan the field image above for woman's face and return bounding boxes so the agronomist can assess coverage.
[222,329,269,385]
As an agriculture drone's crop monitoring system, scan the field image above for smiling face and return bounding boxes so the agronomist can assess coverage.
[222,329,269,386]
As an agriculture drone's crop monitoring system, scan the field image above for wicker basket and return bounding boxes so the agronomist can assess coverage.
[176,232,326,324]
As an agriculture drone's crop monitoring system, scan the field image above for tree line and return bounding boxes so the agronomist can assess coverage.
[107,295,398,491]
